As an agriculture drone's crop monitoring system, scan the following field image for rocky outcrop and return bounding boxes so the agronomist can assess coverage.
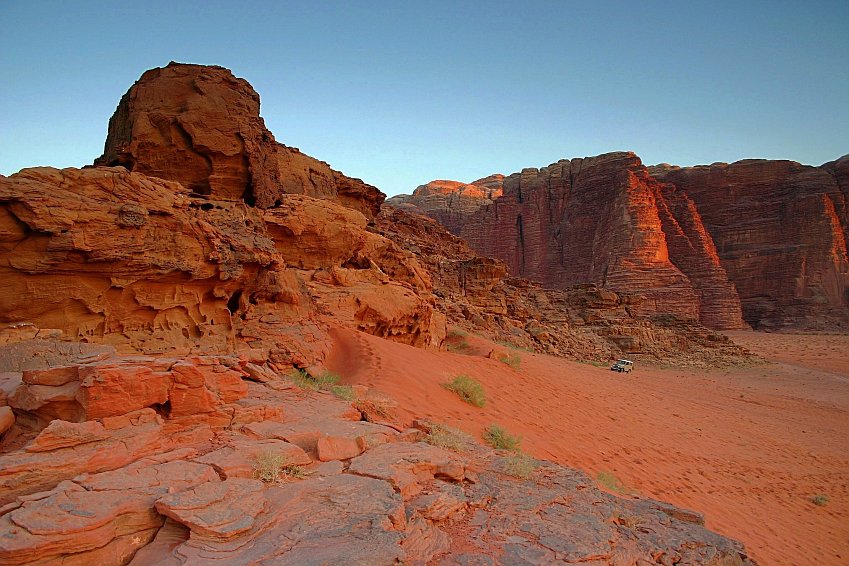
[388,153,748,329]
[394,150,849,330]
[385,178,502,234]
[0,165,442,368]
[94,62,383,218]
[377,207,751,365]
[652,156,849,329]
[0,347,754,565]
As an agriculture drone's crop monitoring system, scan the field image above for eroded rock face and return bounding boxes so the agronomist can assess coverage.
[386,178,503,235]
[94,62,383,218]
[459,153,750,329]
[377,207,751,365]
[652,156,849,330]
[0,166,442,365]
[395,151,849,330]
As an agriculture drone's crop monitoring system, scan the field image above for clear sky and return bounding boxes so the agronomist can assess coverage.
[2,1,847,196]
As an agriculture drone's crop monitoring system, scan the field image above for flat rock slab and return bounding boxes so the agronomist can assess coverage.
[453,462,750,565]
[0,461,217,565]
[156,478,266,541]
[348,441,469,498]
[0,409,166,504]
[192,438,311,480]
[244,418,396,461]
[167,474,406,564]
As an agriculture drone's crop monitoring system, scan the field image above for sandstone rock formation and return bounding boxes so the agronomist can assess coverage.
[0,348,754,565]
[386,177,502,234]
[651,155,849,329]
[377,206,750,365]
[0,166,441,369]
[94,62,383,218]
[392,151,849,330]
[0,62,760,564]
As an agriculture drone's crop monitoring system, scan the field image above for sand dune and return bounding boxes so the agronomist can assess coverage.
[327,328,849,565]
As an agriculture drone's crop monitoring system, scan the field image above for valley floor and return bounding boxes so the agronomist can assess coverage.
[328,329,849,565]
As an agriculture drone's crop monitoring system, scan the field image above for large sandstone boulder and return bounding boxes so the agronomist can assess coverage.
[94,62,383,218]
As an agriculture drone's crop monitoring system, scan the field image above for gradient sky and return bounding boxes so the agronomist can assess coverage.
[2,1,848,196]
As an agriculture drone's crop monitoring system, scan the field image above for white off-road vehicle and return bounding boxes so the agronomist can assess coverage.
[610,359,634,373]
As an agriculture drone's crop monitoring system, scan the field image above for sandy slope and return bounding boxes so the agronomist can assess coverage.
[327,328,849,566]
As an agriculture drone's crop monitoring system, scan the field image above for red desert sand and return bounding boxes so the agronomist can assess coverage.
[328,328,849,566]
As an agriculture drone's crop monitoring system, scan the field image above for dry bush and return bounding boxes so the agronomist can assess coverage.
[426,423,472,452]
[252,450,306,483]
[503,452,536,479]
[443,375,486,407]
[483,424,521,451]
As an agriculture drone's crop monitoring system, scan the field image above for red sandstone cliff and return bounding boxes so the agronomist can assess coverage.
[94,62,383,218]
[390,152,746,329]
[652,156,849,329]
[392,151,849,330]
[385,178,502,234]
[2,64,441,371]
[377,206,750,365]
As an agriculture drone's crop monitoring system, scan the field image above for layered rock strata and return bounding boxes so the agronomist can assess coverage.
[377,207,750,365]
[2,62,443,368]
[652,156,849,329]
[386,177,502,234]
[393,151,849,330]
[0,165,441,369]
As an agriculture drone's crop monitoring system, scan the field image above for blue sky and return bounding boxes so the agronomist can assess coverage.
[1,1,847,196]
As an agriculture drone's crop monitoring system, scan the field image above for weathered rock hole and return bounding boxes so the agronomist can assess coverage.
[151,401,172,419]
[242,183,256,207]
[227,290,243,314]
[343,255,371,269]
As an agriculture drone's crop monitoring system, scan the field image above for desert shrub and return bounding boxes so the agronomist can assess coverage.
[329,384,355,401]
[446,329,473,353]
[483,424,521,451]
[252,450,306,483]
[495,350,521,369]
[288,369,341,391]
[596,471,627,494]
[503,452,536,479]
[443,375,486,407]
[811,494,829,506]
[426,423,471,452]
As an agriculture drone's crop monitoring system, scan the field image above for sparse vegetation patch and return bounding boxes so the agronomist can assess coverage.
[329,384,355,401]
[503,452,537,479]
[483,424,522,451]
[811,494,829,506]
[446,329,472,353]
[288,369,342,392]
[425,423,471,452]
[495,350,522,369]
[443,375,486,407]
[252,450,307,483]
[596,471,632,494]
